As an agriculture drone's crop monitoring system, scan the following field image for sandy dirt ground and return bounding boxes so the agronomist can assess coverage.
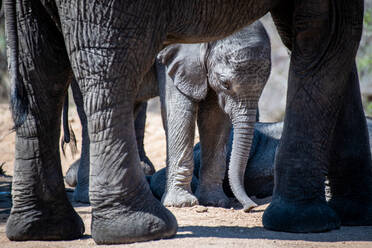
[1,102,372,248]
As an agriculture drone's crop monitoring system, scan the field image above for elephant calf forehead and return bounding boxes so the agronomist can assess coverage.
[210,38,271,79]
[212,49,271,80]
[211,21,270,56]
[234,58,271,87]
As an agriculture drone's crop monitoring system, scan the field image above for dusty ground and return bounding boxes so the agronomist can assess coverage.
[1,102,372,248]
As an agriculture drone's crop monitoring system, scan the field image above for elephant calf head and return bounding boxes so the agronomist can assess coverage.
[158,21,271,117]
[206,22,271,116]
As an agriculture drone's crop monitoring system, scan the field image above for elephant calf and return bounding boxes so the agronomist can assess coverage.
[65,21,271,212]
[157,21,271,211]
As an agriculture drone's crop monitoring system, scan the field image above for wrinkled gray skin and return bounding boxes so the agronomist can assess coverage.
[153,118,372,201]
[157,22,271,211]
[223,122,282,199]
[65,77,157,203]
[4,0,372,245]
[151,122,283,200]
[65,22,271,210]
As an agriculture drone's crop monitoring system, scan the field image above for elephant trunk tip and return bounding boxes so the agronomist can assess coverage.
[242,199,258,212]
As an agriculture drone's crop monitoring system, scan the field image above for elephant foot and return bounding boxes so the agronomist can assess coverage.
[139,155,156,176]
[140,160,156,176]
[65,159,90,203]
[65,159,80,187]
[263,198,340,233]
[327,157,372,226]
[196,187,230,208]
[162,188,199,207]
[6,201,84,241]
[329,195,372,226]
[73,184,90,203]
[91,185,178,244]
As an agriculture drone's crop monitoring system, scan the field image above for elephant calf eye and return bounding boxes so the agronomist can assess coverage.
[222,81,230,90]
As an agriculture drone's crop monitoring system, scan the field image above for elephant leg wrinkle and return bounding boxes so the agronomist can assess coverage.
[56,0,178,243]
[5,0,84,240]
[327,65,372,226]
[91,181,178,245]
[263,197,341,233]
[262,153,341,233]
[160,73,199,208]
[84,94,178,244]
[195,91,231,208]
[263,0,368,233]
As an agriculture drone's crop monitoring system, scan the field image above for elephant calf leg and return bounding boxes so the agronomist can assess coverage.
[328,65,372,226]
[161,76,198,207]
[195,92,231,207]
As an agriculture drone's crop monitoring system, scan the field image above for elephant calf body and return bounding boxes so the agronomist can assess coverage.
[157,21,271,211]
[66,21,271,211]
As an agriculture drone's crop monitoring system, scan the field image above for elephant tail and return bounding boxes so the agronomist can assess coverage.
[4,0,28,129]
[61,93,78,158]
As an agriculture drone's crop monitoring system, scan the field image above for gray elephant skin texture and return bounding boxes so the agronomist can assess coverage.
[4,0,372,245]
[65,75,157,203]
[157,21,271,211]
[151,122,283,201]
[66,20,271,212]
[152,118,372,202]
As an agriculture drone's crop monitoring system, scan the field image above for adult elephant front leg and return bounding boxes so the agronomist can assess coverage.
[263,0,364,232]
[58,2,177,244]
[134,102,156,175]
[66,85,154,202]
[328,64,372,226]
[5,1,84,240]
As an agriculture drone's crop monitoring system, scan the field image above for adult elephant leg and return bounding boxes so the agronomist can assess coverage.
[195,91,231,207]
[58,1,177,244]
[134,101,155,175]
[70,78,90,203]
[6,1,84,240]
[263,0,363,232]
[160,71,199,207]
[328,64,372,226]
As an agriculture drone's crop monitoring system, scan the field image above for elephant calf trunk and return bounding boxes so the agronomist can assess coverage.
[229,121,258,212]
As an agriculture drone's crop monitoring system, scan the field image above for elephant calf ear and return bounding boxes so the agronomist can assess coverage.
[157,43,208,101]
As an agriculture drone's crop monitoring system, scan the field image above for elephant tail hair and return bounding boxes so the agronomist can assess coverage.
[61,93,78,158]
[4,0,28,129]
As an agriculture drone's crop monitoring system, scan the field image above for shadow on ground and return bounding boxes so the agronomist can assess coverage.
[1,178,372,243]
[176,225,372,242]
